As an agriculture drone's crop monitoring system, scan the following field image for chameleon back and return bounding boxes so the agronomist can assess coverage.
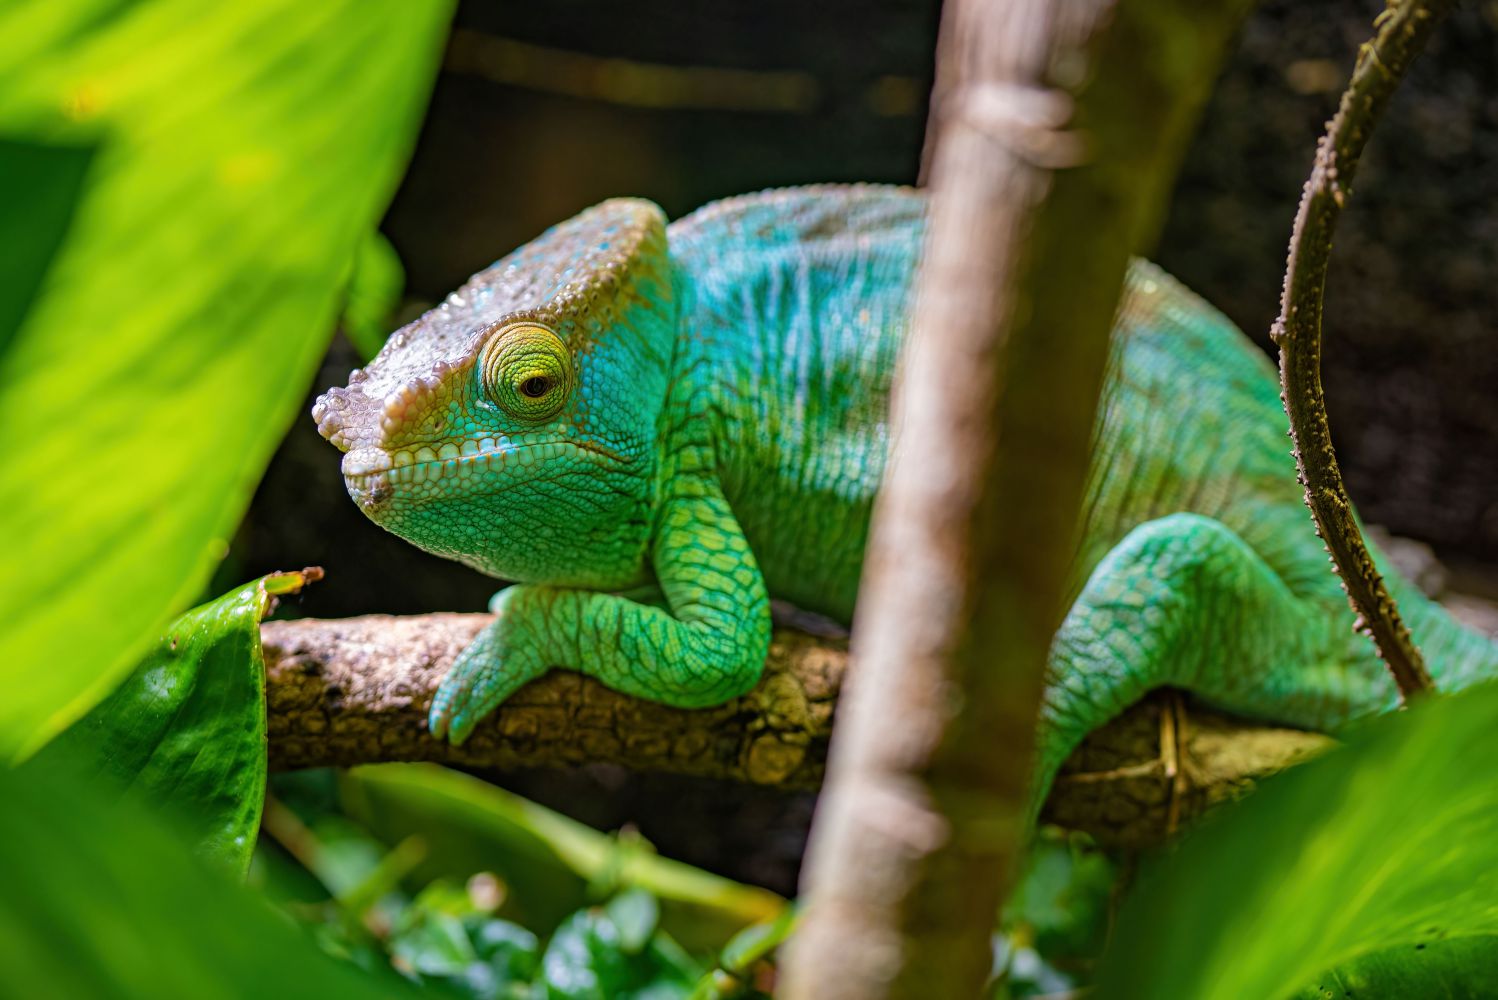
[667,186,1495,711]
[667,186,921,620]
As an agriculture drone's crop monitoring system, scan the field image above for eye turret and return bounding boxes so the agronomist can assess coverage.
[479,322,573,420]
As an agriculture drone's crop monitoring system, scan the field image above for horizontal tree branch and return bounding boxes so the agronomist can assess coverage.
[263,613,1330,850]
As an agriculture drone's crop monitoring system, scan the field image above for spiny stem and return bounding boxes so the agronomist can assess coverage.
[1273,0,1453,700]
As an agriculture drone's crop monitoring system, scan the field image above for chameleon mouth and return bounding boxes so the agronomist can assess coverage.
[345,472,394,512]
[341,439,625,514]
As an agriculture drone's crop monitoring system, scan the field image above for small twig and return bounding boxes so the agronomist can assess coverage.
[1272,0,1453,700]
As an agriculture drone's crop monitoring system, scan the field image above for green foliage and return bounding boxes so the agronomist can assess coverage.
[606,889,662,953]
[716,906,797,975]
[540,902,701,999]
[259,770,772,998]
[383,880,544,996]
[31,571,312,875]
[0,754,412,999]
[689,906,797,999]
[1096,682,1498,999]
[339,764,785,951]
[0,0,454,762]
[343,230,407,361]
[1291,935,1498,999]
[0,136,94,353]
[989,830,1117,998]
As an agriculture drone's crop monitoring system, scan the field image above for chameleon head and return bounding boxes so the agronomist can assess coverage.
[312,198,677,589]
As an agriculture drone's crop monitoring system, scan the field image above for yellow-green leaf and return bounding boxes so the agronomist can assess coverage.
[0,0,454,761]
[0,748,417,998]
[0,137,95,353]
[343,230,406,361]
[1291,935,1498,999]
[1096,683,1498,999]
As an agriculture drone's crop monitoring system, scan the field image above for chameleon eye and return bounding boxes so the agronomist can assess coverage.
[519,376,553,398]
[479,322,572,420]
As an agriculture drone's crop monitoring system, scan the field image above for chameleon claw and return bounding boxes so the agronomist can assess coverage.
[427,695,451,740]
[429,665,485,745]
[428,674,464,741]
[447,711,479,747]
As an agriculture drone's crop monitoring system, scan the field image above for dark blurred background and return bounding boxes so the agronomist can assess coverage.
[237,0,1498,894]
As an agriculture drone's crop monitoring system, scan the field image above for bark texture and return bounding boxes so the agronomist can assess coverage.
[262,614,1329,851]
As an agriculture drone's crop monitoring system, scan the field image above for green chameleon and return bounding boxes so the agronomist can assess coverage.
[313,185,1495,799]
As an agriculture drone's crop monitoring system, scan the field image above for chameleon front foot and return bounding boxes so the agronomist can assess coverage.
[429,592,548,744]
[429,488,772,742]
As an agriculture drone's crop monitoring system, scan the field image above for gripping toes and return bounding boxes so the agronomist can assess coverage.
[427,626,496,745]
[428,592,548,744]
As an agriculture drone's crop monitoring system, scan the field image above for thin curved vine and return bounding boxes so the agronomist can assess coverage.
[1272,0,1454,700]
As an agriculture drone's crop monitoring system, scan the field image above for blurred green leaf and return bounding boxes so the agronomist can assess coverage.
[0,751,415,998]
[988,938,1076,1000]
[337,835,430,929]
[1096,683,1498,999]
[393,905,476,978]
[30,570,313,875]
[341,764,785,950]
[0,0,454,761]
[388,880,545,997]
[999,829,1114,990]
[287,812,393,899]
[688,905,795,1000]
[249,837,332,908]
[541,907,697,1000]
[981,834,1113,998]
[0,136,94,353]
[544,909,636,1000]
[343,229,406,361]
[639,933,704,997]
[470,919,542,985]
[1290,935,1498,999]
[607,888,661,954]
[718,906,796,975]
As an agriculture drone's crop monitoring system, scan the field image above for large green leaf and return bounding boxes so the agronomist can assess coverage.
[32,570,316,875]
[341,764,786,951]
[0,752,416,998]
[0,137,95,353]
[1290,935,1498,999]
[0,0,454,761]
[342,230,406,361]
[1095,682,1498,999]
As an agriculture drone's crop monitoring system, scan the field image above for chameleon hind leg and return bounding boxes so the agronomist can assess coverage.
[429,479,772,744]
[1031,512,1396,811]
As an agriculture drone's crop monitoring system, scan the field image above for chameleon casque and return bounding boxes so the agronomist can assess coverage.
[313,184,1496,801]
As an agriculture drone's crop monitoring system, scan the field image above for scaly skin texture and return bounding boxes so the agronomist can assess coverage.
[314,185,1496,801]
